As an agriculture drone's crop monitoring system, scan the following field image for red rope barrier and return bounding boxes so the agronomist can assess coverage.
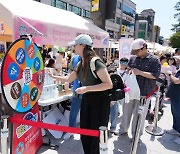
[10,117,99,137]
[145,86,158,100]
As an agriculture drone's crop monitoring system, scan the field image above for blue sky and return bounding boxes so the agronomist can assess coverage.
[132,0,179,39]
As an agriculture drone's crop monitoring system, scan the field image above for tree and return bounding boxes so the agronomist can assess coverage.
[169,32,180,48]
[171,1,180,32]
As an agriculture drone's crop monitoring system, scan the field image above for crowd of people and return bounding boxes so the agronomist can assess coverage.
[42,34,180,154]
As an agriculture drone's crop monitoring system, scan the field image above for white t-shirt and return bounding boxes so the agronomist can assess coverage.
[116,68,128,84]
[169,65,177,74]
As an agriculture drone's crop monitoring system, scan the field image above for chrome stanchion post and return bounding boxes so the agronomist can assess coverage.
[1,115,9,154]
[130,96,146,154]
[154,85,160,128]
[145,83,164,136]
[99,126,108,154]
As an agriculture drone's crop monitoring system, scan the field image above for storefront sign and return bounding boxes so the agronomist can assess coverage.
[91,0,100,12]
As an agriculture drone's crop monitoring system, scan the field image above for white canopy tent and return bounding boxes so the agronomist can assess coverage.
[146,42,167,52]
[109,41,119,50]
[0,0,109,47]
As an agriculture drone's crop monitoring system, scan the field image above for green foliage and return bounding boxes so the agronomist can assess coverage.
[169,32,180,48]
[171,1,180,32]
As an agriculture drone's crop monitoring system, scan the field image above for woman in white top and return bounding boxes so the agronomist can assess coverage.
[168,57,177,75]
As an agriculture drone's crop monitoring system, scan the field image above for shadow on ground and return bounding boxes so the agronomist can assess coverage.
[157,133,180,152]
[113,134,147,154]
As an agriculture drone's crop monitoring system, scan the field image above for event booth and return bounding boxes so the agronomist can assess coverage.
[0,0,109,47]
[0,0,109,153]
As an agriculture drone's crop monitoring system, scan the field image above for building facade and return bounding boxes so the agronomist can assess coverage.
[135,20,148,40]
[152,25,160,43]
[36,0,136,39]
[135,9,156,42]
[109,0,136,39]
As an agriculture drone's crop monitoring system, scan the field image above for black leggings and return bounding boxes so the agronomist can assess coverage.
[80,91,110,154]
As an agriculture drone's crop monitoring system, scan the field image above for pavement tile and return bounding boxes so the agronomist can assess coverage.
[149,150,161,154]
[56,145,77,154]
[111,139,132,154]
[55,137,82,151]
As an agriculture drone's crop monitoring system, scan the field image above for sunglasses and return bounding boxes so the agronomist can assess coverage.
[120,61,128,65]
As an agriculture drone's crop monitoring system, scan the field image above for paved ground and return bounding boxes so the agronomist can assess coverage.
[37,100,180,154]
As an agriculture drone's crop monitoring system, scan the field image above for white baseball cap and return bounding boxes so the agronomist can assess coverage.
[68,34,93,47]
[131,39,147,55]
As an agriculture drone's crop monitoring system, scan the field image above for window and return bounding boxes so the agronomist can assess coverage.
[117,1,121,10]
[107,30,114,38]
[56,0,67,10]
[122,19,134,29]
[116,17,120,24]
[138,32,145,39]
[139,23,146,31]
[82,10,91,19]
[69,4,81,16]
[123,4,135,18]
[51,0,56,6]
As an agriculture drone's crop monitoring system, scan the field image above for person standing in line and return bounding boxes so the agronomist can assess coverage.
[159,55,169,74]
[165,69,180,145]
[48,34,112,154]
[174,48,180,70]
[168,57,177,75]
[109,57,129,135]
[63,55,82,140]
[127,38,161,136]
[118,60,140,137]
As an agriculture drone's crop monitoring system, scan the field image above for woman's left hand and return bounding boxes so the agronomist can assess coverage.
[75,86,88,94]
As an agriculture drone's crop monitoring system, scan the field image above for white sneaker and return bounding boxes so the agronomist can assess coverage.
[166,129,179,135]
[63,133,72,140]
[110,129,119,135]
[174,136,180,145]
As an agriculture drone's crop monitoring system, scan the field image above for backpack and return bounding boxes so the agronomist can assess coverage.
[90,57,125,101]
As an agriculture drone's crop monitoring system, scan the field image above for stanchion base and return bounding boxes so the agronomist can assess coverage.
[145,125,164,136]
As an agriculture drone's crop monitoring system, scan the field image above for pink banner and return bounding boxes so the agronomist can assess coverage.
[13,16,109,48]
[119,38,133,59]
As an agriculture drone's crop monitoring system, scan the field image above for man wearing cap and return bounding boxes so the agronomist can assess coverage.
[128,38,161,136]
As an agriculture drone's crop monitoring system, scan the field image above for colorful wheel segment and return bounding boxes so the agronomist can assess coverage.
[1,38,44,113]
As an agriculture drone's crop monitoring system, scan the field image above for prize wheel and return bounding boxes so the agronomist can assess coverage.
[1,37,44,113]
